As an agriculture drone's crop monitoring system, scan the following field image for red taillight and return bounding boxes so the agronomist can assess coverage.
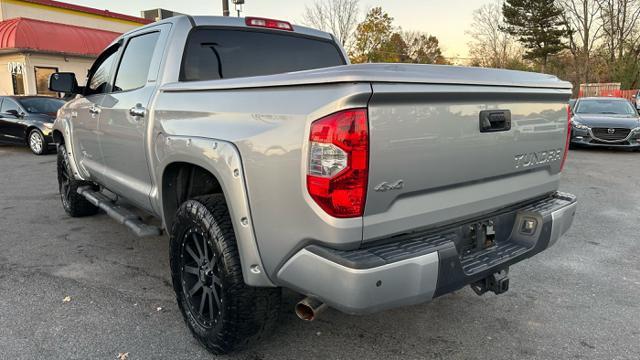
[307,109,369,218]
[560,104,571,171]
[245,17,293,31]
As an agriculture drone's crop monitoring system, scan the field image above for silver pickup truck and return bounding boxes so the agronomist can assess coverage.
[49,15,577,354]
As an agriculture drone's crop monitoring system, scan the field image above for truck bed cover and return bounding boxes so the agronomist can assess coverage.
[161,63,573,92]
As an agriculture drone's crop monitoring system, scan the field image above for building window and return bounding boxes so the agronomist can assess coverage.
[34,67,58,96]
[8,62,25,95]
[12,73,25,95]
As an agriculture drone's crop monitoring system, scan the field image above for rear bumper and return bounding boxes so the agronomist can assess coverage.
[277,192,577,314]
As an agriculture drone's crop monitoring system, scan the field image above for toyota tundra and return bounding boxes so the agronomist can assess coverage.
[48,15,577,354]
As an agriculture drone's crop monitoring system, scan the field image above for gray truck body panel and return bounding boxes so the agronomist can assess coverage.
[54,15,576,312]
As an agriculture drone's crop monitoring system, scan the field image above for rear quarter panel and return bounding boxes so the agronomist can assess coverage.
[151,83,372,280]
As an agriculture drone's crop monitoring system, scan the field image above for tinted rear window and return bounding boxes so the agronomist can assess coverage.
[180,28,345,81]
[18,97,65,114]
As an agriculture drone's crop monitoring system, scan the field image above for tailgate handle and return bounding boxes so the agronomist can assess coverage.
[479,110,511,133]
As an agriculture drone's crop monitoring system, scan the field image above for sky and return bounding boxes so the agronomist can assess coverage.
[62,0,495,59]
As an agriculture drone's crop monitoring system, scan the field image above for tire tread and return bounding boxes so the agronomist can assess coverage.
[170,194,281,354]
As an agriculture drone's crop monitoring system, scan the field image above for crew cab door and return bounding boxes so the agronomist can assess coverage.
[71,44,120,176]
[97,26,168,211]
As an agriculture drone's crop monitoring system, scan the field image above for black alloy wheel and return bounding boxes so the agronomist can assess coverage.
[170,195,281,354]
[180,228,224,329]
[58,151,72,208]
[56,145,99,217]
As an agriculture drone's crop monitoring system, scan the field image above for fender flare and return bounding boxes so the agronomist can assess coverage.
[52,117,86,181]
[154,134,275,287]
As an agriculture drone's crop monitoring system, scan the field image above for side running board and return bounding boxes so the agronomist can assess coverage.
[77,186,162,237]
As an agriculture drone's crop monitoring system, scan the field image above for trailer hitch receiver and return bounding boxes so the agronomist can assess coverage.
[470,268,509,295]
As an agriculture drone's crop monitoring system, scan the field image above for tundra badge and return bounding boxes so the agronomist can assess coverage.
[514,149,562,169]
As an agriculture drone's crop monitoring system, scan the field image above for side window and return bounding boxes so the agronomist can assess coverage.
[113,32,160,92]
[86,46,119,96]
[1,99,20,114]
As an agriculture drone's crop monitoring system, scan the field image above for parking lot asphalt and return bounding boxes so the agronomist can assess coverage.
[0,144,639,360]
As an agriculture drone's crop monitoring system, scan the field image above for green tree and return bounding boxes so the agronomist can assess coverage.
[350,7,449,64]
[350,7,394,63]
[403,31,449,64]
[611,50,640,89]
[379,32,410,62]
[501,0,572,71]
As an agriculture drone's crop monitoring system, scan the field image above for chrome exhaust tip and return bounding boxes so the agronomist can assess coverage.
[295,297,327,321]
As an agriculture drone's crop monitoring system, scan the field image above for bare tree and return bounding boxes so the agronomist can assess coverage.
[303,0,360,51]
[466,3,522,68]
[561,0,604,84]
[596,0,640,61]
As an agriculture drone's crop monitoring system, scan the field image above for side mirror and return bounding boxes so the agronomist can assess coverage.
[49,72,80,94]
[6,109,22,117]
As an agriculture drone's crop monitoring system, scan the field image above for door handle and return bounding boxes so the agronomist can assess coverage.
[129,104,145,118]
[479,110,511,133]
[88,105,101,115]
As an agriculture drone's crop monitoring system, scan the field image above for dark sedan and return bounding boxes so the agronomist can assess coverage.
[0,96,65,155]
[570,97,640,150]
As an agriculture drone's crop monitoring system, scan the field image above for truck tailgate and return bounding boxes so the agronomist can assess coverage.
[363,83,571,241]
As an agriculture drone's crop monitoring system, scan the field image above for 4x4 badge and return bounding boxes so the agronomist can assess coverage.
[374,180,404,192]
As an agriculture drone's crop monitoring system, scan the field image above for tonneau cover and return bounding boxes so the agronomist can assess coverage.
[161,63,572,92]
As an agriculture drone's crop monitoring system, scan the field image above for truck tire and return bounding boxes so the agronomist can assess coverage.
[170,195,281,354]
[57,145,99,217]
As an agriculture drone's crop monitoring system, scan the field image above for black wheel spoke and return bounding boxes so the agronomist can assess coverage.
[60,157,71,199]
[211,274,222,287]
[193,233,204,259]
[199,290,207,316]
[188,281,203,296]
[184,266,199,276]
[208,289,215,321]
[180,225,226,329]
[203,237,209,262]
[212,287,222,315]
[210,253,218,268]
[185,244,200,264]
